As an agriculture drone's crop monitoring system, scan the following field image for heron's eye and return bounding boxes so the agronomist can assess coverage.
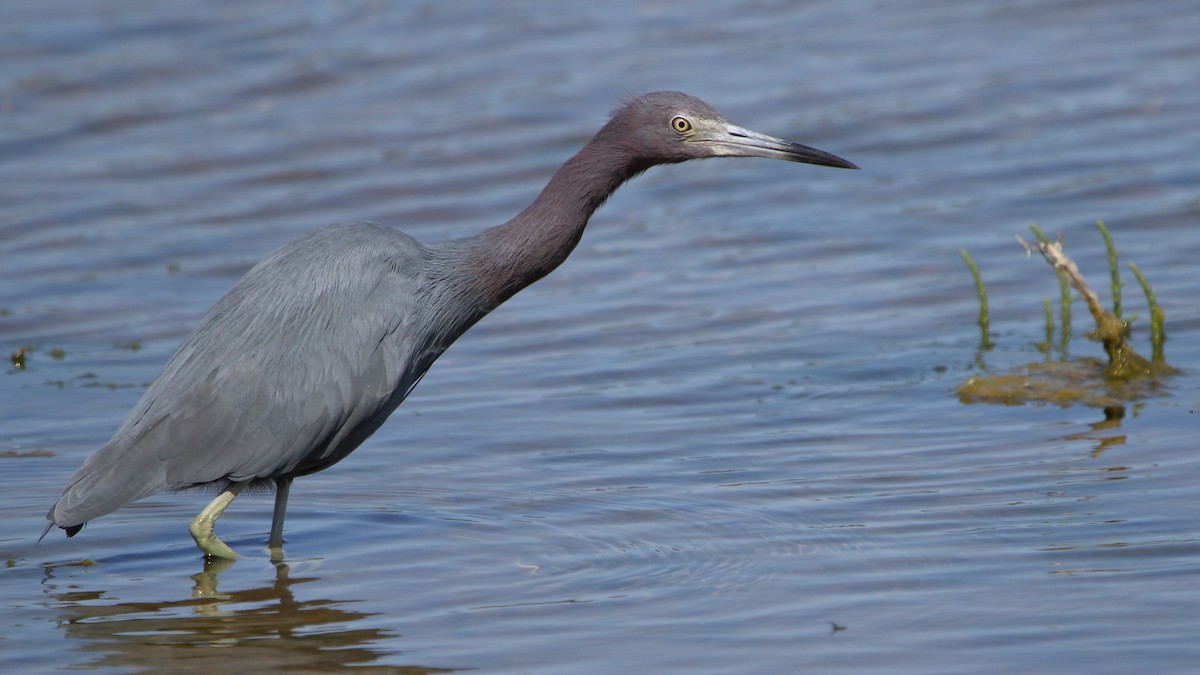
[670,116,693,134]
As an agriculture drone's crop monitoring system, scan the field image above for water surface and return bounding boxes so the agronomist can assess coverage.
[3,1,1199,673]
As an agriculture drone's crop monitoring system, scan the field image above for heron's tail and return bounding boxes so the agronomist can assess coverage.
[37,515,84,543]
[44,435,166,539]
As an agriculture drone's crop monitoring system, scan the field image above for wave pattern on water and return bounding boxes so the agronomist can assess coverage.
[3,1,1200,673]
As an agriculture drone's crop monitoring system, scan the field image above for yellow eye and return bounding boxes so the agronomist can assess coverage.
[671,116,693,134]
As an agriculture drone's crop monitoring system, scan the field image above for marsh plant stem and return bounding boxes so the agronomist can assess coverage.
[960,249,991,348]
[1129,262,1166,363]
[1096,220,1123,320]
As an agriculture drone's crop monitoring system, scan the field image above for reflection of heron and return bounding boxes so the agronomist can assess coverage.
[43,92,856,558]
[46,561,451,672]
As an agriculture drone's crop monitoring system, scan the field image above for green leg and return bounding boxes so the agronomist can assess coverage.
[189,481,249,560]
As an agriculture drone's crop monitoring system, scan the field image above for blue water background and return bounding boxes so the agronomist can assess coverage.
[2,1,1198,672]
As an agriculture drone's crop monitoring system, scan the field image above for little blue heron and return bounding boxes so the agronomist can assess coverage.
[43,91,856,559]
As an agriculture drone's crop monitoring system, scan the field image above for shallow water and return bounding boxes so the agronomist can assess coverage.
[3,1,1199,672]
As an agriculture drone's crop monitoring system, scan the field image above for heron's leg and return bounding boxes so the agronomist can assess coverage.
[268,476,292,549]
[189,480,249,560]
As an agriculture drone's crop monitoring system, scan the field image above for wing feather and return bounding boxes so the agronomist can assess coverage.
[49,222,428,528]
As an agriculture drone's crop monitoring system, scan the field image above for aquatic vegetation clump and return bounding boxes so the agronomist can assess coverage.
[958,222,1171,408]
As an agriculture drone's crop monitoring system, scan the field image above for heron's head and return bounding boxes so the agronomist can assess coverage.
[601,91,858,170]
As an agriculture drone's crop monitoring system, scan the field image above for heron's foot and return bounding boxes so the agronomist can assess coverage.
[189,519,239,559]
[188,483,248,560]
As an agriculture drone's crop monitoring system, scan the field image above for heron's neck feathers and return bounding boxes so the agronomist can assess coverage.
[469,137,650,308]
